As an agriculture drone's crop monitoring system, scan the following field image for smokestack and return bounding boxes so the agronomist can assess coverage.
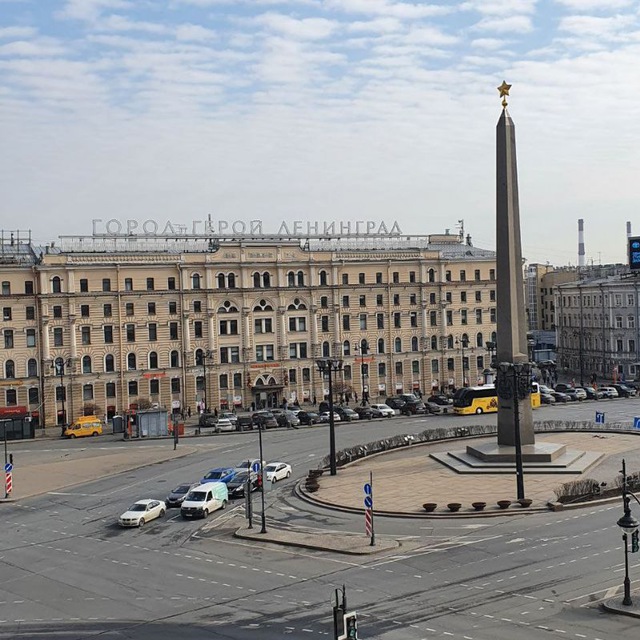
[627,221,632,238]
[578,218,585,268]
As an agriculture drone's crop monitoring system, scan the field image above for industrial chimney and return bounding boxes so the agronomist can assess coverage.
[578,219,585,268]
[627,221,632,238]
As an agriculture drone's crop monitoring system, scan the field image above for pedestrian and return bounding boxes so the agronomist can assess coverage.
[312,395,317,406]
[214,408,218,417]
[354,391,358,403]
[187,406,191,418]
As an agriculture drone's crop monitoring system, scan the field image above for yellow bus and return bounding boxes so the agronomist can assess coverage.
[453,383,541,415]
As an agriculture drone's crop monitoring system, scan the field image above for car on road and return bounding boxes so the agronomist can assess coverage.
[201,467,236,484]
[227,470,259,498]
[540,392,556,404]
[613,384,636,398]
[236,414,254,430]
[63,416,103,438]
[581,386,604,400]
[264,462,292,483]
[554,383,573,393]
[220,412,238,426]
[335,407,360,421]
[297,410,321,425]
[165,482,200,508]
[400,401,428,415]
[252,411,278,428]
[550,391,570,403]
[425,395,453,415]
[319,411,341,423]
[384,397,406,411]
[564,388,586,402]
[369,403,395,418]
[214,418,235,432]
[119,499,166,528]
[198,413,218,428]
[353,406,374,420]
[180,482,228,519]
[275,410,301,428]
[599,386,619,398]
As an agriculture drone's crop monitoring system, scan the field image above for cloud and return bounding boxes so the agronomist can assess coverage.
[175,24,218,41]
[555,0,633,9]
[472,15,533,33]
[461,0,538,16]
[0,39,67,57]
[325,0,452,20]
[253,12,338,40]
[0,26,37,39]
[470,37,509,50]
[58,0,134,22]
[558,14,635,39]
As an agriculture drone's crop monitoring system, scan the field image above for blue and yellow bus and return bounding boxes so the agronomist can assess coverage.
[453,382,541,415]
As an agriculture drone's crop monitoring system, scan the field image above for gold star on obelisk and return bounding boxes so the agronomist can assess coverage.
[497,80,511,108]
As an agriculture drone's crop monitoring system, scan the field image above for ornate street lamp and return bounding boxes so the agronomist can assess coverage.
[354,340,369,406]
[197,349,215,413]
[52,357,72,434]
[617,459,640,606]
[496,361,530,500]
[456,336,470,387]
[316,357,343,476]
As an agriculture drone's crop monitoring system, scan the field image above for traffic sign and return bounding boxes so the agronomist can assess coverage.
[4,463,12,473]
[363,482,372,495]
[595,412,605,425]
[364,496,372,509]
[5,472,12,494]
[251,462,261,472]
[634,417,640,430]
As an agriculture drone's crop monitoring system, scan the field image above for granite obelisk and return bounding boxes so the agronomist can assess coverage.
[495,82,534,447]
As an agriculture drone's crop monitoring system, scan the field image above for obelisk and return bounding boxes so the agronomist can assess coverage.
[495,82,534,446]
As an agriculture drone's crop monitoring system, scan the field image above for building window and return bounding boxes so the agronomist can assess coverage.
[475,309,483,324]
[105,354,115,372]
[220,374,229,389]
[149,351,159,369]
[394,312,401,328]
[127,353,137,370]
[104,326,113,344]
[342,274,349,285]
[460,292,467,303]
[51,277,61,294]
[343,365,352,380]
[171,377,180,393]
[81,326,91,345]
[80,305,89,318]
[432,359,439,373]
[192,273,201,289]
[124,278,133,291]
[102,278,111,292]
[359,314,367,330]
[342,340,351,356]
[2,307,10,321]
[106,382,116,397]
[128,380,138,396]
[149,379,159,395]
[410,312,418,327]
[233,372,242,388]
[343,315,350,330]
[168,277,176,290]
[393,294,400,306]
[359,295,366,307]
[474,269,481,281]
[148,323,157,341]
[475,291,482,302]
[430,310,437,326]
[289,342,308,359]
[103,304,112,318]
[461,309,468,325]
[378,362,386,377]
[146,277,154,291]
[377,338,385,354]
[490,308,496,323]
[82,355,92,374]
[5,360,15,378]
[411,336,419,351]
[126,324,135,342]
[25,281,34,294]
[412,360,420,374]
[319,271,328,286]
[254,318,273,334]
[392,272,399,284]
[288,317,307,332]
[256,345,275,361]
[409,271,416,283]
[321,315,329,332]
[490,290,496,302]
[27,358,37,377]
[320,296,328,309]
[194,321,203,338]
[394,337,402,352]
[377,313,384,329]
[25,328,36,348]
[80,278,88,292]
[126,303,134,316]
[6,389,17,406]
[476,355,484,370]
[53,328,62,346]
[410,294,417,305]
[28,387,39,403]
[193,300,202,313]
[395,361,403,375]
[169,322,179,340]
[26,306,35,320]
[489,269,495,281]
[147,302,156,315]
[170,351,180,367]
[342,295,349,308]
[628,315,635,329]
[447,357,455,371]
[169,302,177,315]
[322,341,330,357]
[446,310,453,325]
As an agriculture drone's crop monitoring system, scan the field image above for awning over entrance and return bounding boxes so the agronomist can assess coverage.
[251,384,284,391]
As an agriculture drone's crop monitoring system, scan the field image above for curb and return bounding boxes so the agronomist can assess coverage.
[602,598,640,618]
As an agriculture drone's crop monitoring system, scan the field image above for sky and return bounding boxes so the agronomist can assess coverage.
[1,0,639,266]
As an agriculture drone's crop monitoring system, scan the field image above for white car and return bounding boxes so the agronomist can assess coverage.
[264,462,292,483]
[215,418,235,432]
[370,403,395,418]
[119,499,166,528]
[319,411,341,423]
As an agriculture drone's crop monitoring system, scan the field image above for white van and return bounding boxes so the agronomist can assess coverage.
[180,482,228,519]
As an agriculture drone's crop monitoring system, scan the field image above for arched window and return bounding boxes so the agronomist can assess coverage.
[27,358,37,377]
[377,338,385,354]
[195,348,204,366]
[297,271,304,286]
[219,300,239,313]
[253,272,261,288]
[431,336,438,350]
[253,299,273,312]
[428,269,435,283]
[263,272,271,288]
[287,272,295,287]
[127,353,137,370]
[287,297,307,311]
[170,350,180,367]
[476,332,483,348]
[82,355,92,374]
[319,270,328,286]
[228,273,236,288]
[52,276,62,293]
[378,362,386,377]
[149,351,158,369]
[411,336,419,352]
[491,331,497,343]
[322,341,330,357]
[192,273,201,289]
[343,340,351,356]
[5,360,15,378]
[217,273,226,289]
[105,354,115,372]
[394,337,402,353]
[447,335,454,349]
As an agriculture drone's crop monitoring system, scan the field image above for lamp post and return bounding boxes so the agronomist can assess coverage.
[456,336,469,387]
[316,357,343,476]
[200,349,214,413]
[257,422,267,534]
[355,340,369,406]
[53,357,72,434]
[485,341,496,368]
[496,361,530,501]
[617,459,640,606]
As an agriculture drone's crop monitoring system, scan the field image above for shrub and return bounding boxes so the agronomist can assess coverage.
[553,478,600,502]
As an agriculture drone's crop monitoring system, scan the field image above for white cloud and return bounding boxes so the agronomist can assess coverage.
[346,18,403,34]
[461,0,538,16]
[0,26,37,39]
[471,37,508,50]
[325,0,452,20]
[0,39,67,57]
[558,14,635,39]
[59,0,133,22]
[555,0,633,9]
[175,24,218,41]
[253,13,338,40]
[472,15,533,33]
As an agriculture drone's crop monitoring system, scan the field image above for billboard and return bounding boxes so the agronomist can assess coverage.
[629,236,640,270]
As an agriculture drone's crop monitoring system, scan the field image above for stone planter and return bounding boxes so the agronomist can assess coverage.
[447,502,462,512]
[305,480,319,492]
[471,502,487,511]
[517,498,533,508]
[497,500,512,510]
[308,469,323,479]
[422,503,438,512]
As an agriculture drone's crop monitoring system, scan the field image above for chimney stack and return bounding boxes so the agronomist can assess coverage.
[578,219,585,268]
[627,221,632,238]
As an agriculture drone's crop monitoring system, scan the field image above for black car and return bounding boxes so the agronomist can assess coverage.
[165,482,199,508]
[613,384,636,398]
[385,397,406,411]
[354,406,374,420]
[400,401,427,415]
[236,414,254,430]
[297,411,321,425]
[227,470,258,498]
[252,411,278,428]
[198,413,217,428]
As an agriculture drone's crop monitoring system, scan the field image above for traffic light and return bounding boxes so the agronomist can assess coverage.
[344,612,357,639]
[632,530,639,553]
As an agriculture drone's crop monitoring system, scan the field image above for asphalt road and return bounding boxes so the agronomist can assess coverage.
[1,399,640,639]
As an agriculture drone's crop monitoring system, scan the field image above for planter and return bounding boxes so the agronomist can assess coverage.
[497,500,512,510]
[305,480,319,492]
[447,502,462,512]
[422,503,438,512]
[308,469,323,479]
[471,502,487,511]
[517,498,533,508]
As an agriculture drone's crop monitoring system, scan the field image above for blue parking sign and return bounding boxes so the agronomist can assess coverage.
[634,417,640,430]
[595,412,605,425]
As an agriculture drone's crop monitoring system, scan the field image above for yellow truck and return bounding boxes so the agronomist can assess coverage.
[63,416,103,438]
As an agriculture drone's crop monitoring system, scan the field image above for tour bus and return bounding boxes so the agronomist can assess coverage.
[453,382,541,415]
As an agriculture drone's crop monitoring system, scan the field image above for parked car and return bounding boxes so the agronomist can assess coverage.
[425,395,453,414]
[119,499,166,528]
[297,411,321,425]
[234,459,264,474]
[214,418,235,432]
[264,462,292,483]
[613,384,636,398]
[236,414,254,430]
[165,482,199,508]
[201,467,236,484]
[554,383,573,393]
[599,386,619,398]
[318,401,330,414]
[319,411,341,423]
[385,397,406,411]
[252,411,278,428]
[564,388,585,402]
[63,415,103,439]
[181,482,228,519]
[581,386,604,400]
[198,413,218,428]
[551,391,570,403]
[400,401,427,415]
[227,470,258,498]
[540,392,556,404]
[353,406,374,420]
[335,407,359,422]
[220,412,238,426]
[369,403,395,418]
[283,410,301,426]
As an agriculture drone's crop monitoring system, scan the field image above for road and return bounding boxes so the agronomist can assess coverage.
[1,399,640,638]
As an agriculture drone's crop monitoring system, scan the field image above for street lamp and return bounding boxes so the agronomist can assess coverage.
[354,340,369,406]
[485,341,496,368]
[496,361,530,501]
[316,357,343,476]
[617,459,640,606]
[199,349,214,413]
[257,422,267,534]
[456,336,469,387]
[53,357,72,434]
